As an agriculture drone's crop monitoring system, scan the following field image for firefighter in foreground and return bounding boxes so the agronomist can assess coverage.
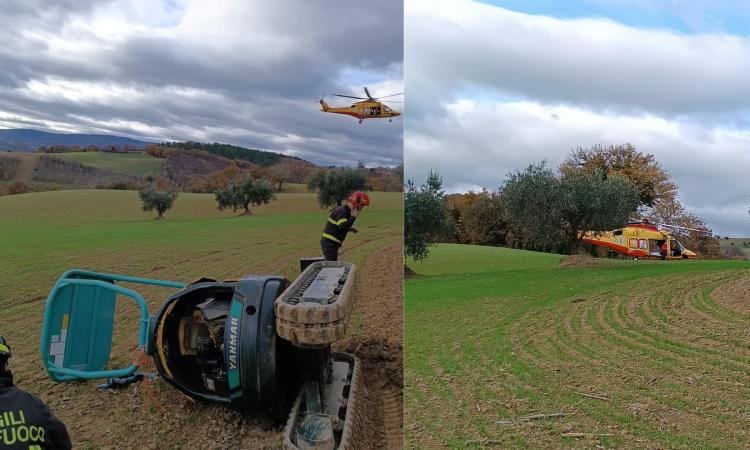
[320,191,370,261]
[0,336,71,450]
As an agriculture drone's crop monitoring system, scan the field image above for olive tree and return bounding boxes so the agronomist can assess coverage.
[138,188,178,219]
[307,168,367,208]
[502,162,638,253]
[215,177,275,215]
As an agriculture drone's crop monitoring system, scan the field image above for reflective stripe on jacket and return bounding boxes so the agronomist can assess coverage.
[321,204,355,246]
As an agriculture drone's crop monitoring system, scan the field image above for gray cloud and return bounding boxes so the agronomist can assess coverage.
[406,0,750,236]
[0,0,403,167]
[406,0,750,120]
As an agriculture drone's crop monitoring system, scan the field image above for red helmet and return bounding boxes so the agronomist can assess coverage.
[348,191,370,207]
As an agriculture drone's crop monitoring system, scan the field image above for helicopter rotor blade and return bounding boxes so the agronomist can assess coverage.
[373,92,404,100]
[364,86,374,99]
[381,100,404,104]
[657,223,712,234]
[332,94,368,100]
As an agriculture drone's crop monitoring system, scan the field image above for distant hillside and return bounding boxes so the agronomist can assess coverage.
[160,141,302,167]
[53,152,164,177]
[0,129,150,152]
[719,237,750,259]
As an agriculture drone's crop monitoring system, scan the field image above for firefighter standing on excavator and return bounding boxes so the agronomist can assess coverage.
[0,336,72,450]
[320,191,370,261]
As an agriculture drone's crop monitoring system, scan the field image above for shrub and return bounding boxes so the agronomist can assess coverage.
[7,181,28,195]
[107,181,141,190]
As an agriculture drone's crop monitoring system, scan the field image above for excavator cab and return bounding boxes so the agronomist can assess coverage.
[40,270,184,382]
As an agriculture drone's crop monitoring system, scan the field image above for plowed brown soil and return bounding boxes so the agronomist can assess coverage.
[711,272,750,315]
[558,253,598,268]
[23,239,403,450]
[335,240,404,450]
[1,190,403,450]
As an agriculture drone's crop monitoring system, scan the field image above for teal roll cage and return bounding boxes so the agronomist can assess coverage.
[40,269,185,382]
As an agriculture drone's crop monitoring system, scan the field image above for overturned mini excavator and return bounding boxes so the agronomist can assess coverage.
[40,259,360,449]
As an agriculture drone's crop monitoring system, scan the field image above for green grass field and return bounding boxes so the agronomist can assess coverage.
[280,182,309,193]
[52,151,164,177]
[0,189,402,448]
[405,244,750,449]
[719,237,750,259]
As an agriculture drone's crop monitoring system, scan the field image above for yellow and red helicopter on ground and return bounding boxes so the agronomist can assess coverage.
[320,87,402,123]
[581,220,707,260]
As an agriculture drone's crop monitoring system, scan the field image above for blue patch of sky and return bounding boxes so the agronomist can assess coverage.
[119,0,187,28]
[474,0,750,36]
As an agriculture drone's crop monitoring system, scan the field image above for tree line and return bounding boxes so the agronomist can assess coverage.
[157,141,292,167]
[406,144,721,261]
[138,166,371,218]
[37,144,142,153]
[147,144,403,195]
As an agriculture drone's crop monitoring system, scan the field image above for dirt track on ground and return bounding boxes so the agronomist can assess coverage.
[10,153,40,183]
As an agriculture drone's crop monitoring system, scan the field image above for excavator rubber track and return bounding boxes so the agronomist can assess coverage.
[282,352,361,450]
[275,262,357,348]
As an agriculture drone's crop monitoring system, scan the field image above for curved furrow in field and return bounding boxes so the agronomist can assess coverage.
[601,295,750,418]
[509,297,687,447]
[407,265,750,449]
[633,275,750,367]
[711,273,750,317]
[591,283,750,400]
[514,272,750,448]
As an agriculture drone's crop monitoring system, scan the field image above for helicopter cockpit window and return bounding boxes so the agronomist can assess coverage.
[673,240,685,256]
[384,105,391,112]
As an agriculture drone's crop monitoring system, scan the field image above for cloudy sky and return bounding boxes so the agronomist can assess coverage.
[0,0,403,167]
[405,0,750,236]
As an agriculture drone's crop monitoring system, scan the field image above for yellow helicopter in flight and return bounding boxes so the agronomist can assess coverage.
[320,87,402,124]
[581,219,708,260]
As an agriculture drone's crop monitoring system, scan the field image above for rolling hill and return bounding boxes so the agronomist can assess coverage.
[0,128,151,152]
[53,151,164,177]
[719,237,750,259]
[159,141,301,167]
